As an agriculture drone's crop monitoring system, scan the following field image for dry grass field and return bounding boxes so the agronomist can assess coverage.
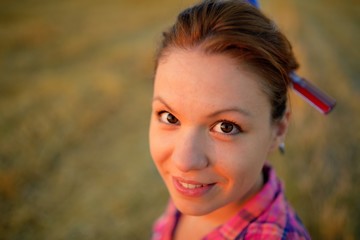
[0,0,359,239]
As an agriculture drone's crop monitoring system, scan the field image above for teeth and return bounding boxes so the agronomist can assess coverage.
[179,181,204,189]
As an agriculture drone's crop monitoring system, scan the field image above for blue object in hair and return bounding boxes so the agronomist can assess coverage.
[247,0,260,8]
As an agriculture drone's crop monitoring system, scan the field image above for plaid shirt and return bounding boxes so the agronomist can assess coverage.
[152,165,311,240]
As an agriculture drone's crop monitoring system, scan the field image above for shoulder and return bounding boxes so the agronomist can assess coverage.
[243,222,310,240]
[241,166,311,239]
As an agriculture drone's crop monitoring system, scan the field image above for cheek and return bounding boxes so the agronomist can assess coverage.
[149,124,160,163]
[149,122,171,166]
[213,136,269,181]
[222,148,263,176]
[216,147,264,202]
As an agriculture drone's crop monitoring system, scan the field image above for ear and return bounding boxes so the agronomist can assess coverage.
[269,109,291,153]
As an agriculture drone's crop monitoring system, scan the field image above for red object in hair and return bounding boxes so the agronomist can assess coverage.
[290,73,336,114]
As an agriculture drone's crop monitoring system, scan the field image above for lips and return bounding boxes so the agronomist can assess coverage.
[172,177,215,197]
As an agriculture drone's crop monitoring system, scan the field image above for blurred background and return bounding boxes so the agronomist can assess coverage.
[0,0,359,239]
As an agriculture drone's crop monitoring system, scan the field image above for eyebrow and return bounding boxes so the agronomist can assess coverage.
[206,107,252,118]
[152,96,177,114]
[152,96,252,118]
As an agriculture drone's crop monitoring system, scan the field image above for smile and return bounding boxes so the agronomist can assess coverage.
[172,177,215,197]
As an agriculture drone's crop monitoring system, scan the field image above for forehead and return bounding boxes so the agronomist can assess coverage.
[154,49,271,119]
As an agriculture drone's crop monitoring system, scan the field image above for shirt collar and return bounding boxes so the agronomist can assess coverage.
[214,164,281,238]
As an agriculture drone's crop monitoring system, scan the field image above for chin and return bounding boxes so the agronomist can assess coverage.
[172,198,220,216]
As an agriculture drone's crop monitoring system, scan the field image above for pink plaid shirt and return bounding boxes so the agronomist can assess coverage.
[152,165,310,239]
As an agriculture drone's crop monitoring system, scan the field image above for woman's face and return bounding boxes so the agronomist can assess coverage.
[149,49,287,219]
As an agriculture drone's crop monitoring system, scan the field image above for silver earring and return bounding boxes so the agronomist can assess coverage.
[279,142,285,154]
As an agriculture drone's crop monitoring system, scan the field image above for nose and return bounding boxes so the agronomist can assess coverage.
[171,128,209,172]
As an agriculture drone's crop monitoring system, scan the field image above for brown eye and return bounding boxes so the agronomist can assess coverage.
[220,122,234,133]
[213,121,241,135]
[159,111,179,125]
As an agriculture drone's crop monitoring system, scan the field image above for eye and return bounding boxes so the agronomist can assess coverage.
[158,111,179,125]
[212,121,241,135]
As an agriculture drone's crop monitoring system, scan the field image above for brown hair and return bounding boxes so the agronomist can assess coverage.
[155,0,299,120]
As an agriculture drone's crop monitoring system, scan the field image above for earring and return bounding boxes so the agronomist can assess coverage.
[278,142,285,154]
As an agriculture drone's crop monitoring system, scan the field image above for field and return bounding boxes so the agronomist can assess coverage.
[0,0,359,239]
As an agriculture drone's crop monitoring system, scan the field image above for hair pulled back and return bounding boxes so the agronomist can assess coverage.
[155,0,299,120]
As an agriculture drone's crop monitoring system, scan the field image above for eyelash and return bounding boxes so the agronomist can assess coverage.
[157,111,179,125]
[212,119,243,135]
[156,110,243,135]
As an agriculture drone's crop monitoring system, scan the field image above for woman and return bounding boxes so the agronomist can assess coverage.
[149,0,311,239]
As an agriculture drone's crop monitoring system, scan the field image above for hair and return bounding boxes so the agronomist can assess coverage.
[155,0,299,120]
